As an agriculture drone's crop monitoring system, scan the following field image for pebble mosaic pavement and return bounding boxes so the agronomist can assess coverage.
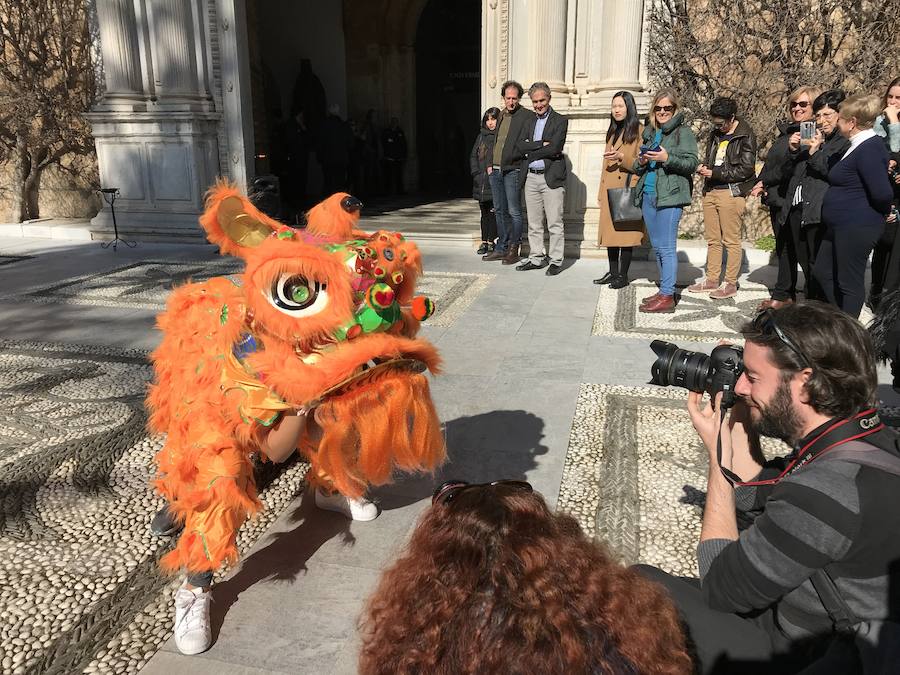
[592,280,874,342]
[0,262,492,674]
[0,255,34,267]
[2,248,893,673]
[0,260,493,327]
[0,339,310,675]
[556,384,787,577]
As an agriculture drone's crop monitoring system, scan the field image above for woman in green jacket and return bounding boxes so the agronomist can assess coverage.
[632,89,699,313]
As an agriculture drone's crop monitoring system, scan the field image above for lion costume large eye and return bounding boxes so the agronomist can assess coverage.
[268,274,328,316]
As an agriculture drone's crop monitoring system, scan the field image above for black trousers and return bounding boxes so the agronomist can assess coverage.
[772,206,825,301]
[634,565,833,674]
[869,219,898,305]
[478,200,497,242]
[814,222,884,318]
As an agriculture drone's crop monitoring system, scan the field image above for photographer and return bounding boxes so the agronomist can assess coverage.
[639,302,900,673]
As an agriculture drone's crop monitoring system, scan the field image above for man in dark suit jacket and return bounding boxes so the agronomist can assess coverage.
[515,82,569,275]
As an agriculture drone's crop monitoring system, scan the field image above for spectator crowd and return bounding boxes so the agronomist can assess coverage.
[469,77,900,319]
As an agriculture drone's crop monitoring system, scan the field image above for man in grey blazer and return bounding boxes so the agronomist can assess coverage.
[515,82,569,275]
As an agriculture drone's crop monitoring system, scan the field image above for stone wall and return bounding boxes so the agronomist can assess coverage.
[0,153,101,222]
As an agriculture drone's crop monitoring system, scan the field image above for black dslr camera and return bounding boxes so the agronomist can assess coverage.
[650,340,744,409]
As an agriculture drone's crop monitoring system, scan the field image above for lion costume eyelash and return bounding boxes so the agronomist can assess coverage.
[147,183,445,576]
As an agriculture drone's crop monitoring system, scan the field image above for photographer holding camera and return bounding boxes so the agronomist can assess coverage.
[640,302,900,673]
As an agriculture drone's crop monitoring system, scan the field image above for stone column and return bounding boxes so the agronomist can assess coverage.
[509,0,568,92]
[594,0,644,90]
[146,0,212,107]
[88,0,224,235]
[94,0,146,110]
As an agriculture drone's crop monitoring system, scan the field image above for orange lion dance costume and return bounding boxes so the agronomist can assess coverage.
[147,185,445,578]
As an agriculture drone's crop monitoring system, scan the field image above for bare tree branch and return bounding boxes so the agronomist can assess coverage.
[0,0,99,221]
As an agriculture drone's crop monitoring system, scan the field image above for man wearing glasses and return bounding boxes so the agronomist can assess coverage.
[638,302,900,672]
[689,97,758,300]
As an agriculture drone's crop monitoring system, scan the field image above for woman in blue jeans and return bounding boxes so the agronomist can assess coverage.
[632,88,699,313]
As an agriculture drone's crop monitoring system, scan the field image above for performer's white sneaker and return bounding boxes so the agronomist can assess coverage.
[315,488,379,521]
[173,582,212,655]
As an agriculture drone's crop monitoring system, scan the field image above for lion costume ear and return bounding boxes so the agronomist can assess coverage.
[200,181,286,257]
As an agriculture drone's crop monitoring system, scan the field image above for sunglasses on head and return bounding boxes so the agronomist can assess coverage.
[654,105,675,112]
[753,308,811,370]
[790,101,810,109]
[431,479,533,506]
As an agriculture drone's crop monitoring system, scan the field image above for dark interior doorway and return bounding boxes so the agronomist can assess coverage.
[415,0,481,197]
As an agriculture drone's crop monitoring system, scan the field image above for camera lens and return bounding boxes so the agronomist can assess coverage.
[649,340,712,393]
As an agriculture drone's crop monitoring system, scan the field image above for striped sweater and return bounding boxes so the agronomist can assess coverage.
[698,441,900,642]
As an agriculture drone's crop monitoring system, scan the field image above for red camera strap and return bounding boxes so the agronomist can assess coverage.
[718,409,884,487]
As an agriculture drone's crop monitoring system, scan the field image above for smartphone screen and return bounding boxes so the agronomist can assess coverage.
[800,121,816,141]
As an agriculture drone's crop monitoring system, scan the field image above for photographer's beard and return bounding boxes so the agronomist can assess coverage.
[746,379,804,445]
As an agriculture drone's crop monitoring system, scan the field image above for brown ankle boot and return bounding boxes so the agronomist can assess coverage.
[482,248,506,261]
[639,294,676,313]
[640,292,662,306]
[501,245,520,265]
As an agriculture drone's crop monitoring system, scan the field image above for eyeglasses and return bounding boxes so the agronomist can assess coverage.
[753,308,811,370]
[789,101,811,109]
[431,479,533,506]
[653,105,675,113]
[814,110,837,120]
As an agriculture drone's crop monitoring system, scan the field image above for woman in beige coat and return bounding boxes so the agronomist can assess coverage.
[595,91,645,288]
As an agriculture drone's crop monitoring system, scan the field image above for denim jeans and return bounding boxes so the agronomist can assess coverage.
[489,168,523,253]
[642,194,683,296]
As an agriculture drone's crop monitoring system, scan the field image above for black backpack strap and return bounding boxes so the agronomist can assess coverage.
[809,440,900,637]
[809,569,861,634]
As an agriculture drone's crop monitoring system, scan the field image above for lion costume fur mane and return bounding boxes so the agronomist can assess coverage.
[147,184,445,575]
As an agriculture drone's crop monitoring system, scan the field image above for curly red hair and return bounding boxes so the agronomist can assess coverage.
[359,485,693,674]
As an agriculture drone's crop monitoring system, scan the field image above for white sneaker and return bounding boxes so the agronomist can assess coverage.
[315,488,379,521]
[173,582,212,655]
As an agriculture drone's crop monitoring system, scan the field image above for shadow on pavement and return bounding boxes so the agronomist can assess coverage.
[208,489,354,642]
[373,409,550,509]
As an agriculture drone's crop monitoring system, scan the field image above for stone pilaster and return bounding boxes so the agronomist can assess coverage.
[592,0,645,92]
[94,0,147,111]
[89,0,226,234]
[146,0,214,109]
[509,0,569,93]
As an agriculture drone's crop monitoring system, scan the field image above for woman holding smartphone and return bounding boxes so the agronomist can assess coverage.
[594,91,644,289]
[631,88,699,313]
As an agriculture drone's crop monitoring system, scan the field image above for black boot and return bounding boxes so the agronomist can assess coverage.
[608,274,630,289]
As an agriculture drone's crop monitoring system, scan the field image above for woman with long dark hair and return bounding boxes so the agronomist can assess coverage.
[594,91,645,289]
[359,480,693,675]
[470,107,500,254]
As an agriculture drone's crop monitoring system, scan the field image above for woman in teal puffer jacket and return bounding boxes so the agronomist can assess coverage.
[632,89,699,313]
